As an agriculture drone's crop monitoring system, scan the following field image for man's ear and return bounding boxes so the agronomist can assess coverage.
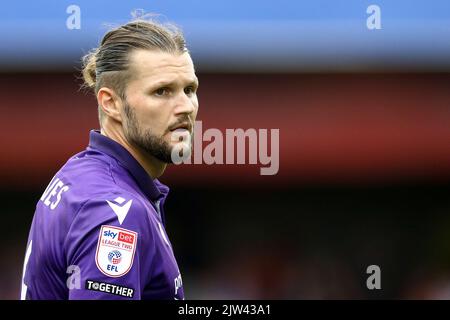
[97,87,123,123]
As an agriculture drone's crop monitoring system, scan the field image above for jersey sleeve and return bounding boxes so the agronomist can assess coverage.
[64,194,154,300]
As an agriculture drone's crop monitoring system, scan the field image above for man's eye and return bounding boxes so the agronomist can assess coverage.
[155,88,169,96]
[184,86,195,95]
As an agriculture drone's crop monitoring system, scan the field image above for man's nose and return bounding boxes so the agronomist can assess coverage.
[174,91,195,115]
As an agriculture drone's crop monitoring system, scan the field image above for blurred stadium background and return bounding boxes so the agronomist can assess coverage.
[1,0,450,299]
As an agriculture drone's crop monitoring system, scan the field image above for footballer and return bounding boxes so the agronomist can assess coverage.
[20,18,198,299]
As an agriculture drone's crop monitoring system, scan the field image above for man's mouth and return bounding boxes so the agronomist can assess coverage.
[169,122,192,133]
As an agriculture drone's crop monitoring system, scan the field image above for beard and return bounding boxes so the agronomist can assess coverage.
[122,101,174,164]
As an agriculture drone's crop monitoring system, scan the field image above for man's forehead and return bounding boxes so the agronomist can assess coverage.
[129,49,197,83]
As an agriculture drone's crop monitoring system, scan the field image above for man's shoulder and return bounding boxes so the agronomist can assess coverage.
[38,147,155,227]
[63,149,113,179]
[42,149,144,210]
[59,147,123,190]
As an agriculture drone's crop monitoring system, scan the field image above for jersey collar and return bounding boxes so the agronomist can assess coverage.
[88,130,168,202]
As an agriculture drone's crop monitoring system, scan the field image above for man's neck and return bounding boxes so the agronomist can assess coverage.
[100,127,167,179]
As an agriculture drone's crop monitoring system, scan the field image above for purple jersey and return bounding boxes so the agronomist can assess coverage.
[21,130,184,300]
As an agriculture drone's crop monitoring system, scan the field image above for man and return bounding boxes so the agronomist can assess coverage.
[20,19,199,299]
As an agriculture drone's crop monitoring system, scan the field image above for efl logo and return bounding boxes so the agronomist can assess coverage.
[96,225,138,277]
[119,232,134,244]
[108,250,122,265]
